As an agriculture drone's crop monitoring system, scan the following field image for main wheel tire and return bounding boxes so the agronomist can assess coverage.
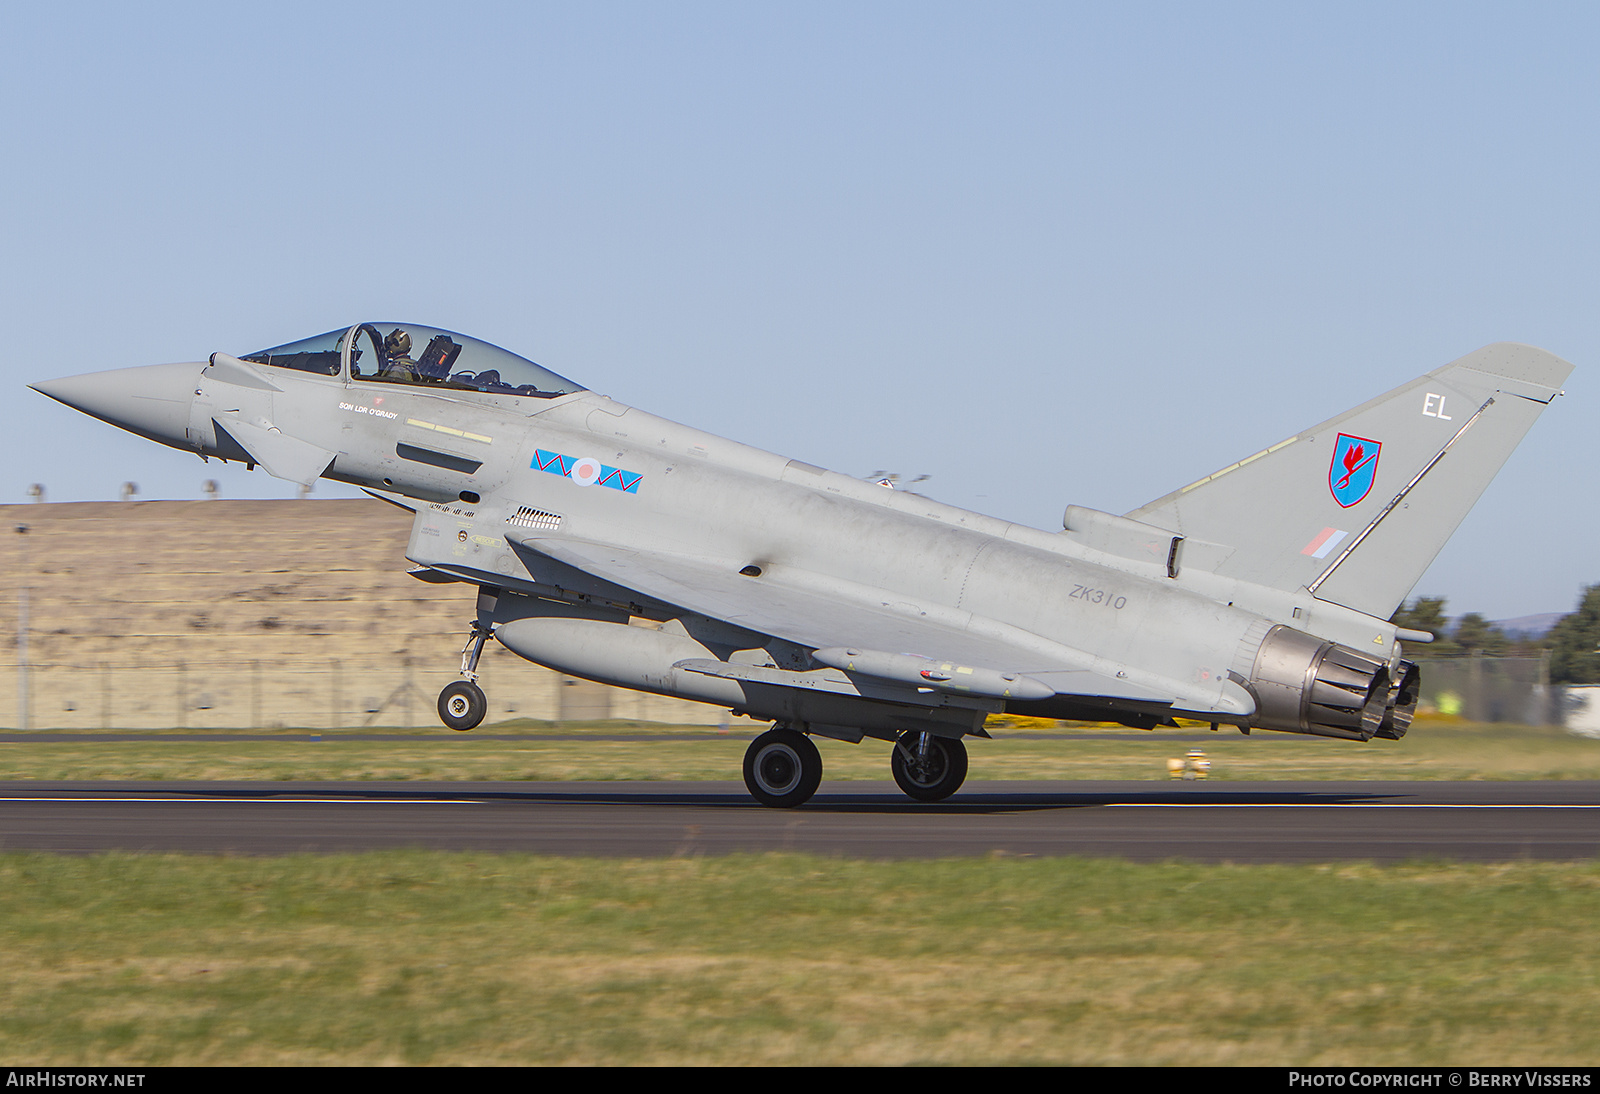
[438,680,487,731]
[742,727,823,808]
[890,731,969,802]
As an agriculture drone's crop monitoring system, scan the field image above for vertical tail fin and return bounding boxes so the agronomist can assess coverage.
[1126,343,1573,619]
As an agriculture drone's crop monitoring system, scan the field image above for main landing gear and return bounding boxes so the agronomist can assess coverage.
[890,729,968,802]
[741,724,971,808]
[743,727,823,808]
[437,621,492,731]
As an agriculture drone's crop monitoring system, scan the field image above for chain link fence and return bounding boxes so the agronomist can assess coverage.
[2,653,1587,731]
[1412,654,1569,725]
[2,658,726,731]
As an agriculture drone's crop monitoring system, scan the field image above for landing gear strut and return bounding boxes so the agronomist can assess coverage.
[890,730,968,802]
[437,621,492,731]
[743,726,823,808]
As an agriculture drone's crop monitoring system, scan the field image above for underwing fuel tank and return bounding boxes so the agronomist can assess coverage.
[496,617,746,707]
[1245,624,1402,741]
[494,617,986,739]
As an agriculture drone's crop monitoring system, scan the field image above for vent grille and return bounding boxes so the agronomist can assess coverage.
[507,506,563,531]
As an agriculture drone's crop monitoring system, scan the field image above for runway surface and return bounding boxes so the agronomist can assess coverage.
[2,780,1598,861]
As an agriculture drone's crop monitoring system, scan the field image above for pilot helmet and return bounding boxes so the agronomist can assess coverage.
[384,329,413,358]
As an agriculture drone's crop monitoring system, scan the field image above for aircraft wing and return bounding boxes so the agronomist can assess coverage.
[506,532,1182,708]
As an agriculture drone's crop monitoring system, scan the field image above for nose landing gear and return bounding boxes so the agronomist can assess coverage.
[437,620,492,731]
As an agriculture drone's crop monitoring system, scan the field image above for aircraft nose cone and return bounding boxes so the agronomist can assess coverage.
[30,361,203,450]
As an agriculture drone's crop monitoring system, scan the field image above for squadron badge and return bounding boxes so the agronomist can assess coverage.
[1329,433,1381,507]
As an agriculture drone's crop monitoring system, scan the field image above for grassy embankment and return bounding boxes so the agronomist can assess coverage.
[2,717,1598,782]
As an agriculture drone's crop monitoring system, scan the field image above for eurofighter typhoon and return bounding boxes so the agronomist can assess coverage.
[31,325,1573,806]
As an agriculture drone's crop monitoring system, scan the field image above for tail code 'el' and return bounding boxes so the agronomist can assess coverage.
[1125,343,1574,620]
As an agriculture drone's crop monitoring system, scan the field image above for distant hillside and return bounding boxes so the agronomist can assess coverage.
[1493,613,1566,640]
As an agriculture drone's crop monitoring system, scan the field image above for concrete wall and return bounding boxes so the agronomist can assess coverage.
[0,500,750,730]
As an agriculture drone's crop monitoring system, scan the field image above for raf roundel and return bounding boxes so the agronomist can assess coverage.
[531,448,643,493]
[570,457,603,487]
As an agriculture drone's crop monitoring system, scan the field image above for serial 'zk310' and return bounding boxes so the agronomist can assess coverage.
[32,324,1573,806]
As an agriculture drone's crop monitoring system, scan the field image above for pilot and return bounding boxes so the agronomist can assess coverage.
[381,329,421,382]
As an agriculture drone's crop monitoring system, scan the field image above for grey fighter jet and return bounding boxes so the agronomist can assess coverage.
[32,324,1573,806]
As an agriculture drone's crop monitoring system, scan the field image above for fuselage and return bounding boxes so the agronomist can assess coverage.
[195,354,1398,725]
[31,324,1417,741]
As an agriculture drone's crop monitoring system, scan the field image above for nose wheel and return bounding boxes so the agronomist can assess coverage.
[438,680,487,731]
[437,619,493,731]
[890,730,968,802]
[742,726,823,808]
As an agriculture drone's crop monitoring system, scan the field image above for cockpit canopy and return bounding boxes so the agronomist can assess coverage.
[242,323,585,399]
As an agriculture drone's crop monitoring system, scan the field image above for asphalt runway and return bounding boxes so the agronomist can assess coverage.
[2,779,1597,861]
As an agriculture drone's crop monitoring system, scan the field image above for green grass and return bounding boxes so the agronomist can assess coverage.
[1,852,1597,1065]
[3,719,1599,782]
[4,721,1596,1064]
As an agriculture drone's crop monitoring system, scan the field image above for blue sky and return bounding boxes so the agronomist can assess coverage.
[2,2,1595,619]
